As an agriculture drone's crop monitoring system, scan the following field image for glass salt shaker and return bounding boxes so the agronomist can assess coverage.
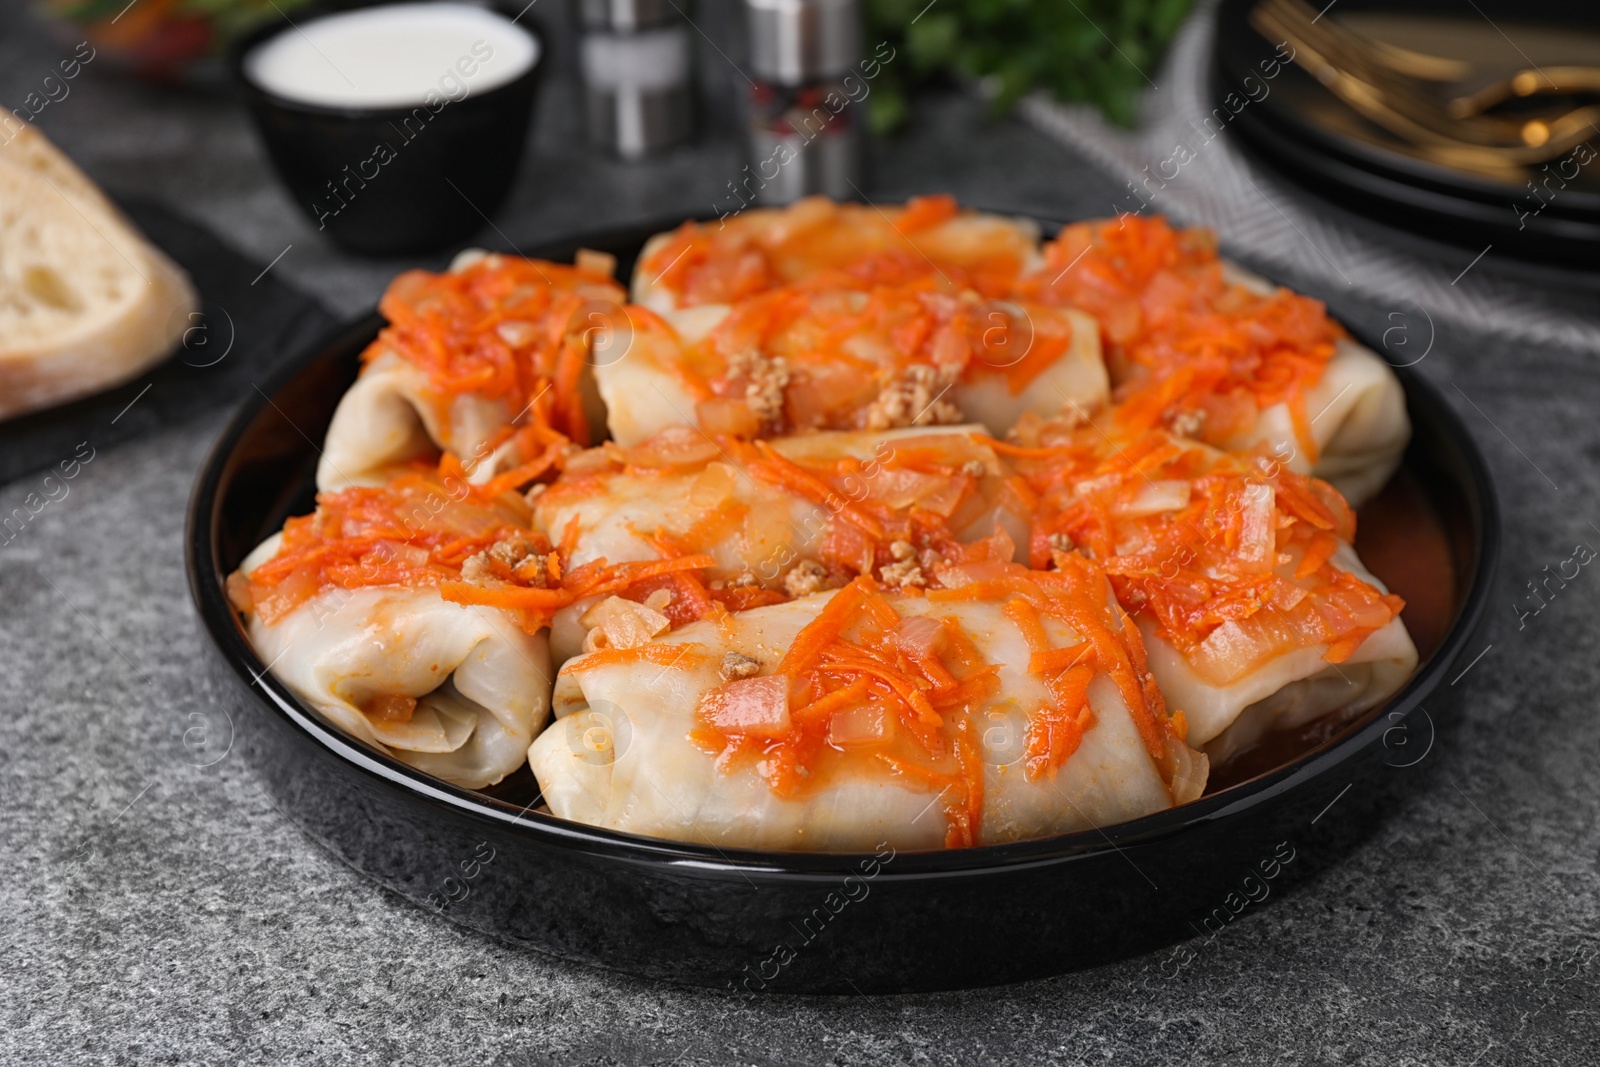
[741,0,863,204]
[577,0,694,158]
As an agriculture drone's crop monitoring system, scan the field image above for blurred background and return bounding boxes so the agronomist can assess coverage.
[6,1,1600,1062]
[4,0,1173,308]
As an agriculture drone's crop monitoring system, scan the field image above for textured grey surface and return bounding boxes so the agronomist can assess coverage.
[1,2,1597,1064]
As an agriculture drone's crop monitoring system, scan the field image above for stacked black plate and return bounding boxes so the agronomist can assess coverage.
[1213,0,1600,264]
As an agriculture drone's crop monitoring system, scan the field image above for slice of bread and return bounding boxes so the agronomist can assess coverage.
[0,122,117,215]
[0,125,198,421]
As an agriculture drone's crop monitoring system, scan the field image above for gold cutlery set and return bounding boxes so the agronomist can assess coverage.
[1251,0,1600,177]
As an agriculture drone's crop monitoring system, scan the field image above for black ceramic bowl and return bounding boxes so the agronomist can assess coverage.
[231,2,542,256]
[187,219,1499,993]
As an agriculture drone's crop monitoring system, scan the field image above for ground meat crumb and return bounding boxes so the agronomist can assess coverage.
[1166,407,1207,438]
[489,534,537,566]
[1048,532,1074,553]
[727,349,791,428]
[463,535,547,586]
[879,558,926,589]
[864,365,963,430]
[727,570,760,589]
[720,651,763,680]
[880,542,926,588]
[460,552,493,584]
[493,534,547,586]
[512,557,547,586]
[782,559,830,597]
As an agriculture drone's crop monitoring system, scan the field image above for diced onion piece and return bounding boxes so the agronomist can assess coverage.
[496,320,537,347]
[226,571,255,613]
[619,426,723,468]
[1236,483,1275,571]
[1190,608,1305,686]
[827,701,895,747]
[562,446,615,477]
[1164,734,1208,805]
[933,559,1010,590]
[696,397,761,437]
[1113,480,1191,517]
[1070,473,1124,501]
[580,595,672,652]
[893,615,947,659]
[1267,579,1308,612]
[689,461,740,510]
[1193,620,1258,684]
[869,467,965,517]
[376,540,430,568]
[575,247,617,279]
[699,674,791,737]
[253,565,321,624]
[967,522,1016,564]
[448,248,489,273]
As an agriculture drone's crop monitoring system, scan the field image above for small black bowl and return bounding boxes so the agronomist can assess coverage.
[186,218,1501,992]
[231,2,543,256]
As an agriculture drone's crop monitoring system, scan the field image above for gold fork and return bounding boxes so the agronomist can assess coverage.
[1448,65,1600,118]
[1264,6,1600,121]
[1253,0,1524,143]
[1251,0,1599,167]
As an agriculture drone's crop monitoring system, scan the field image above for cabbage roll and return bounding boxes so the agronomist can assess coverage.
[631,194,1042,315]
[529,563,1206,851]
[229,463,556,788]
[595,277,1107,446]
[1003,424,1417,758]
[1020,215,1408,506]
[534,425,1025,662]
[318,250,625,491]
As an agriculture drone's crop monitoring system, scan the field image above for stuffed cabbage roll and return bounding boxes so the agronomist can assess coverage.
[1002,423,1417,760]
[1019,215,1408,506]
[534,425,1025,662]
[318,250,625,491]
[632,194,1042,315]
[596,276,1107,446]
[529,562,1206,851]
[229,461,557,788]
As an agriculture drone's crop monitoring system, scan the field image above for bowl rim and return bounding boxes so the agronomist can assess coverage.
[228,1,544,120]
[185,215,1502,882]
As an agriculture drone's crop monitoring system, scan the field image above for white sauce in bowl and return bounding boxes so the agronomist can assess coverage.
[244,3,539,109]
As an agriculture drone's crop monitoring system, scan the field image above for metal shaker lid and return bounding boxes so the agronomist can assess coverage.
[578,0,682,32]
[744,0,861,84]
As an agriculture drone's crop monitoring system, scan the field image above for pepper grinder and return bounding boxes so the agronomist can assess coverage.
[577,0,694,158]
[741,0,863,204]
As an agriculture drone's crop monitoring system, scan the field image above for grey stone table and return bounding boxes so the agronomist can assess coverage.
[2,3,1597,1064]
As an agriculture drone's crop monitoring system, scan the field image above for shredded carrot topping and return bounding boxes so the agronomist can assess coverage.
[674,277,1078,436]
[232,456,726,635]
[636,195,1036,308]
[368,253,624,452]
[995,423,1403,686]
[689,558,1188,845]
[1018,214,1344,456]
